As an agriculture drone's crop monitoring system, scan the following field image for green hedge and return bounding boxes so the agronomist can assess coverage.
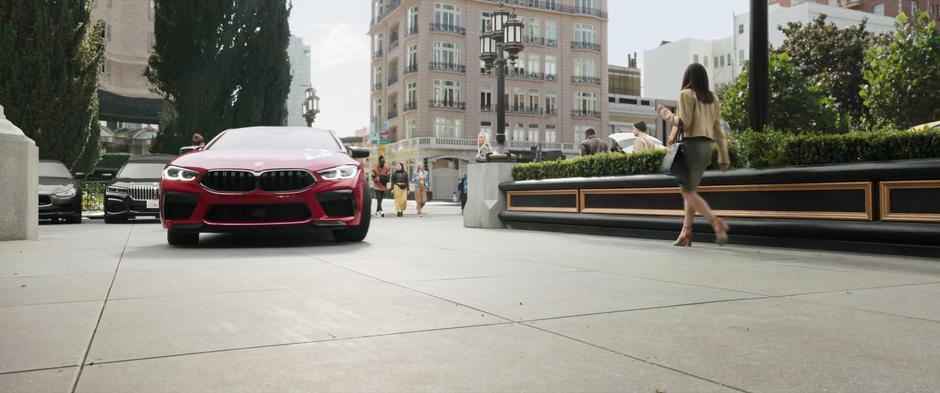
[512,128,940,181]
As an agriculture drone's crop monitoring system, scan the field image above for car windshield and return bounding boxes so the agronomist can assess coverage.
[38,162,72,178]
[209,128,343,151]
[118,163,167,179]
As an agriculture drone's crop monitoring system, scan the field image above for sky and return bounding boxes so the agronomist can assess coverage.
[288,0,750,137]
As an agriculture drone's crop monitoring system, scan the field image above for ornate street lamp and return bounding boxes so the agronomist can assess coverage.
[303,86,320,127]
[479,5,524,162]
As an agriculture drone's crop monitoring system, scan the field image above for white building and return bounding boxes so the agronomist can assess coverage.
[643,2,896,100]
[286,36,312,127]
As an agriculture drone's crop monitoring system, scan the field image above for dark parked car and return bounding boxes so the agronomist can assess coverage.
[160,127,370,246]
[105,154,176,223]
[38,160,83,223]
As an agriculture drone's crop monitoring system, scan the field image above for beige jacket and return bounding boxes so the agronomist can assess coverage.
[633,133,657,153]
[658,89,730,165]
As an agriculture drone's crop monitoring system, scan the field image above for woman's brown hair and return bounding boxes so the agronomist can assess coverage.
[681,63,716,104]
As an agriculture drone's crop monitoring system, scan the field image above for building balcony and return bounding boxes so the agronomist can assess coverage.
[388,108,398,119]
[481,0,607,19]
[545,74,557,82]
[546,38,558,47]
[572,109,602,118]
[571,41,602,52]
[388,74,399,86]
[389,40,399,51]
[430,23,466,35]
[429,62,466,73]
[481,105,493,112]
[403,101,418,112]
[372,82,383,91]
[429,100,466,110]
[508,106,542,116]
[544,108,558,116]
[571,75,601,85]
[406,25,418,36]
[404,64,418,74]
[525,36,545,46]
[371,0,402,25]
[372,50,383,59]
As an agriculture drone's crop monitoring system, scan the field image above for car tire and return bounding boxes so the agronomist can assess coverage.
[65,215,82,224]
[167,229,199,246]
[332,184,371,243]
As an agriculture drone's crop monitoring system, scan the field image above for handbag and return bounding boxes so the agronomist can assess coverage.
[660,119,687,176]
[378,174,390,186]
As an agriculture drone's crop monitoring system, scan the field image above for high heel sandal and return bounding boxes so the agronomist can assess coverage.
[672,226,693,247]
[711,217,730,246]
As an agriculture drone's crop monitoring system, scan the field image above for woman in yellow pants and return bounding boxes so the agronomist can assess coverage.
[391,163,409,217]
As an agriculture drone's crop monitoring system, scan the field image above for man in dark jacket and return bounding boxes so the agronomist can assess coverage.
[580,128,609,156]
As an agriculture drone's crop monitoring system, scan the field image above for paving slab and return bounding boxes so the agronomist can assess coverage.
[532,298,940,393]
[0,302,101,373]
[406,270,755,321]
[87,281,503,363]
[792,282,940,321]
[327,254,580,283]
[0,367,76,393]
[0,273,113,306]
[76,324,738,393]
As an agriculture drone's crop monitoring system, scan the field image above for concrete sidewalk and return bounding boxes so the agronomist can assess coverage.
[1,206,939,392]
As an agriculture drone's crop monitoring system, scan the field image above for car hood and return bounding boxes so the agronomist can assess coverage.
[169,149,356,172]
[38,177,76,195]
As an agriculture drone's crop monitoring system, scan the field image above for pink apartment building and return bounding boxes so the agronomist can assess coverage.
[369,0,609,197]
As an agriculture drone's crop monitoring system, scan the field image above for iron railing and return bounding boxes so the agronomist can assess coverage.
[403,101,418,111]
[429,62,466,73]
[572,75,602,85]
[404,63,418,74]
[572,109,602,118]
[430,23,466,35]
[429,100,466,110]
[571,41,602,51]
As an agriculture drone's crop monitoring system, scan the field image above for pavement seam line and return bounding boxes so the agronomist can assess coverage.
[0,365,78,377]
[68,224,134,393]
[80,321,515,368]
[521,323,755,393]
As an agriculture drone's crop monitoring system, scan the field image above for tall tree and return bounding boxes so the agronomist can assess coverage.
[146,0,292,154]
[0,0,105,170]
[778,15,874,126]
[861,12,940,129]
[721,53,839,133]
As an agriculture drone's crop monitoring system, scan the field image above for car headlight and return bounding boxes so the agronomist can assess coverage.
[162,165,200,181]
[54,187,77,198]
[107,185,128,194]
[317,165,359,180]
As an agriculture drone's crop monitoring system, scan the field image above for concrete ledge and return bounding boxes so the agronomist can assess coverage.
[0,104,39,241]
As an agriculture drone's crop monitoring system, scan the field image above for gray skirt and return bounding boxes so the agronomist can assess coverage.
[675,138,713,192]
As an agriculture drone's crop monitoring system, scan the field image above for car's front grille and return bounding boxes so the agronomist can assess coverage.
[200,170,257,192]
[129,185,159,201]
[206,203,311,223]
[39,195,52,206]
[259,170,316,192]
[200,170,316,193]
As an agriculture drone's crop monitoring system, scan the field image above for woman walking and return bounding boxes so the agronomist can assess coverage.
[391,163,409,217]
[657,63,731,247]
[412,162,430,217]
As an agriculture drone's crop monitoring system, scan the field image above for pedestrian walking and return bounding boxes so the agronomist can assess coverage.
[412,162,430,217]
[457,174,468,213]
[371,156,390,217]
[580,128,609,156]
[657,63,731,247]
[391,163,409,217]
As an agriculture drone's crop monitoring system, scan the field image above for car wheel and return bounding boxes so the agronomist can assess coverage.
[167,229,199,246]
[332,184,371,242]
[65,215,82,224]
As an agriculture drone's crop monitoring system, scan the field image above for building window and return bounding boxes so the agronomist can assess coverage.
[373,65,383,88]
[406,82,417,107]
[545,20,558,46]
[828,0,838,6]
[513,123,526,142]
[911,0,917,14]
[100,58,111,76]
[373,33,383,55]
[720,55,725,67]
[433,79,461,104]
[575,92,597,113]
[434,117,462,138]
[480,124,493,141]
[527,54,540,76]
[434,3,462,29]
[480,11,492,31]
[528,89,540,111]
[574,57,597,77]
[374,0,384,19]
[373,98,383,120]
[544,90,557,114]
[739,50,745,61]
[481,85,492,110]
[714,56,719,68]
[545,127,557,143]
[545,56,557,80]
[407,6,419,34]
[512,87,526,111]
[528,124,540,143]
[406,45,418,72]
[433,41,460,65]
[406,119,417,139]
[149,0,155,19]
[148,33,155,53]
[525,16,540,40]
[575,0,596,12]
[738,24,744,34]
[693,54,699,64]
[727,54,732,66]
[574,23,597,44]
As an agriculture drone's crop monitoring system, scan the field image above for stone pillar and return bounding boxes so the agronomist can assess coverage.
[0,104,39,241]
[463,162,515,229]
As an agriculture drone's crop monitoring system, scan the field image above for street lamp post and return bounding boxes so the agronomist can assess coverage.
[480,5,524,162]
[302,86,320,127]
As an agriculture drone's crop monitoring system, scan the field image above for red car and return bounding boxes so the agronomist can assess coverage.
[159,127,371,246]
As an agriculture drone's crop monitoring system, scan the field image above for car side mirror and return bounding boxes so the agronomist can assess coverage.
[73,172,86,179]
[349,147,370,159]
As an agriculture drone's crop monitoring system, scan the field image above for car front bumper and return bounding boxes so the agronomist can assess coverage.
[159,175,364,232]
[38,194,81,219]
[105,193,160,218]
